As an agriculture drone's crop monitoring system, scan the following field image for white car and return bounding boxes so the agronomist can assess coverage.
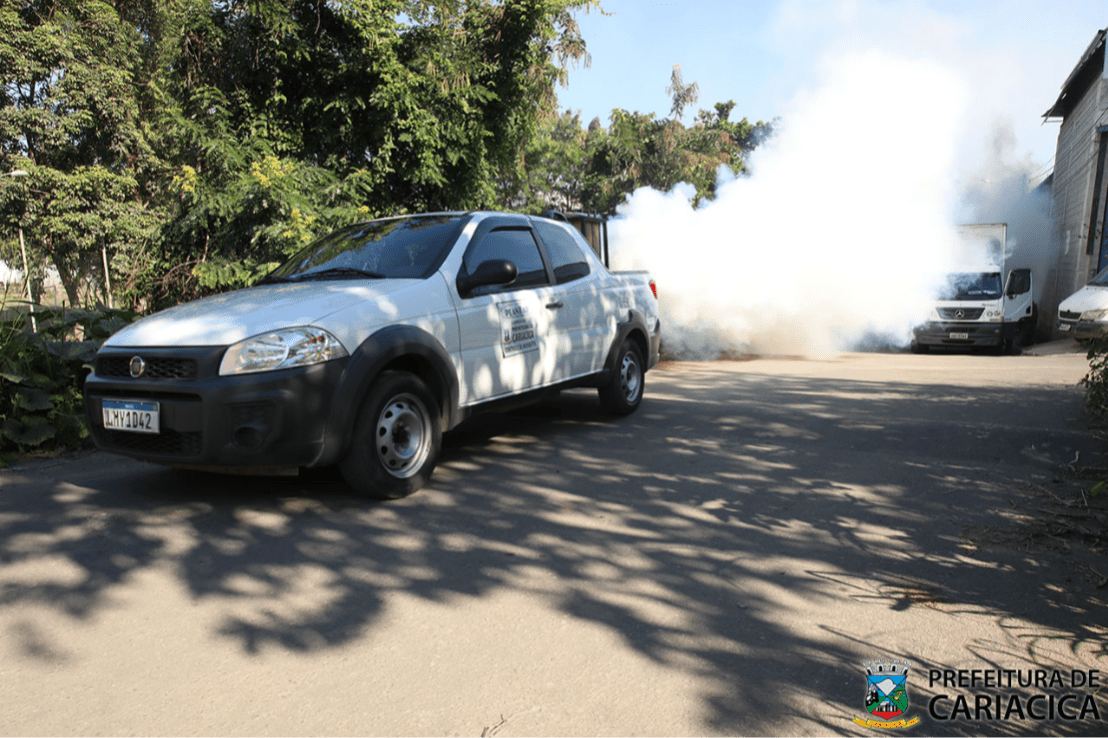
[1058,266,1108,339]
[84,212,660,498]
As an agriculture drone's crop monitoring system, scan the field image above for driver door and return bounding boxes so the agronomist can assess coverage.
[455,224,556,405]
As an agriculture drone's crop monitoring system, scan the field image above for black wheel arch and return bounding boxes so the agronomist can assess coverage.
[601,309,654,380]
[318,324,459,467]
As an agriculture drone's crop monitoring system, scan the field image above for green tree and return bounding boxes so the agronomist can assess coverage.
[507,108,599,213]
[156,0,599,301]
[0,0,163,308]
[523,78,775,213]
[665,63,698,120]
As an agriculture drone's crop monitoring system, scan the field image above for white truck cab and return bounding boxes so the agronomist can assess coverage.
[911,224,1036,353]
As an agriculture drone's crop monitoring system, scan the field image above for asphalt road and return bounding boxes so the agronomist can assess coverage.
[2,341,1107,736]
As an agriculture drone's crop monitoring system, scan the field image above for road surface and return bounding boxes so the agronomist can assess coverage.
[1,341,1106,736]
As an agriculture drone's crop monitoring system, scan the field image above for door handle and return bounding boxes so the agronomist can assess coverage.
[546,300,564,309]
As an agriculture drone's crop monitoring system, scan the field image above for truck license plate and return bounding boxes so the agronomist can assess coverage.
[1060,323,1071,332]
[949,332,969,340]
[102,400,160,434]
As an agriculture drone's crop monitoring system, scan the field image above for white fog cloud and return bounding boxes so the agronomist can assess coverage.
[609,49,970,357]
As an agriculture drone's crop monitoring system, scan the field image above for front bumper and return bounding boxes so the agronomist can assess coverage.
[912,322,1006,348]
[84,346,347,471]
[1057,317,1108,340]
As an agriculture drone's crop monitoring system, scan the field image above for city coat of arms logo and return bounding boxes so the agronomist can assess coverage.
[854,659,921,729]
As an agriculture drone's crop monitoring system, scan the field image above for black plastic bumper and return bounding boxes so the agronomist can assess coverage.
[648,319,662,369]
[84,345,347,470]
[1057,319,1108,340]
[912,322,1010,348]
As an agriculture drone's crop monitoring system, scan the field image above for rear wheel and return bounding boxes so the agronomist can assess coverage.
[340,372,441,499]
[599,340,645,415]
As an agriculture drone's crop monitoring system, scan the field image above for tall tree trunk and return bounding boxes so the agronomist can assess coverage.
[51,251,83,308]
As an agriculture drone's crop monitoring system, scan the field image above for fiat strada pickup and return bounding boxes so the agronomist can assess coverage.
[84,211,660,498]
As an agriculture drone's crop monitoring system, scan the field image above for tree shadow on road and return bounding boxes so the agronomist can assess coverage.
[2,362,1106,735]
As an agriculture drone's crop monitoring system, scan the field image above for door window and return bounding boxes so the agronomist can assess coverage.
[535,222,591,285]
[463,228,549,293]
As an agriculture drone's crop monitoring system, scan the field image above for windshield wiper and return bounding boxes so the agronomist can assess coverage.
[292,267,387,281]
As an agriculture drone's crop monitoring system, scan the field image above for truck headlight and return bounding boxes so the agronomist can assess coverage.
[219,327,349,375]
[1082,310,1108,323]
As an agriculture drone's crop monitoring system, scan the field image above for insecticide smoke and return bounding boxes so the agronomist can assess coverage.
[607,49,976,359]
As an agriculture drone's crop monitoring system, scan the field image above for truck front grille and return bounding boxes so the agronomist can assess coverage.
[1060,310,1082,321]
[937,307,984,320]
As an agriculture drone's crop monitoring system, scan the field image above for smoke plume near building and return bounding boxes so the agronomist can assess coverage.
[958,122,1058,338]
[607,47,1051,358]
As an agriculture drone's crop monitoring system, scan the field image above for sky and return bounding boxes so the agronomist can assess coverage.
[556,0,1107,179]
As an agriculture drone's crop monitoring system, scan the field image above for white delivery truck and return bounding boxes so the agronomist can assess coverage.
[911,224,1036,353]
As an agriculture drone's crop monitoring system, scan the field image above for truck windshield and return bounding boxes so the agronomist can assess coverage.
[939,272,1002,300]
[263,214,467,282]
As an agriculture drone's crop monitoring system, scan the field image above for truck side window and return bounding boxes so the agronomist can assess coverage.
[1007,269,1031,295]
[535,222,591,285]
[463,227,549,291]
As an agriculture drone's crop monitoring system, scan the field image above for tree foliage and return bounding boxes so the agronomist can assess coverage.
[0,0,600,307]
[0,0,164,307]
[1,2,770,312]
[515,94,775,215]
[154,0,599,303]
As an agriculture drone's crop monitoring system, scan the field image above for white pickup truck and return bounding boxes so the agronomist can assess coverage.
[84,212,660,498]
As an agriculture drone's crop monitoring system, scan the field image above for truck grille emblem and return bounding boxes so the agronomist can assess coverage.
[954,309,965,319]
[129,356,146,378]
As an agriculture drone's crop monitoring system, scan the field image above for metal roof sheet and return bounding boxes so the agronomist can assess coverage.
[1044,28,1107,120]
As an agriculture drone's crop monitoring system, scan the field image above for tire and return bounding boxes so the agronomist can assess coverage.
[910,341,928,354]
[340,371,441,499]
[599,340,645,415]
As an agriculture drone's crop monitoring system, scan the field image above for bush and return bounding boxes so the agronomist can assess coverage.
[0,299,137,465]
[1082,336,1108,417]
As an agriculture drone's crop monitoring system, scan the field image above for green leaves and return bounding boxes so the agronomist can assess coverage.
[510,88,776,214]
[1081,336,1108,499]
[192,258,280,290]
[2,415,55,447]
[0,298,137,464]
[145,0,602,297]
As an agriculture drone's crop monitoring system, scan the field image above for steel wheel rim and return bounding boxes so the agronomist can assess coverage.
[620,352,642,402]
[375,393,432,479]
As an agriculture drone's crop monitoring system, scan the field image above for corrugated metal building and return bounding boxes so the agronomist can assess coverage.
[1044,28,1108,329]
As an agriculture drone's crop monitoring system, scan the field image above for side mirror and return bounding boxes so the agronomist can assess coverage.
[457,259,518,297]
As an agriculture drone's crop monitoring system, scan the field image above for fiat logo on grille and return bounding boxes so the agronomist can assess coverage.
[954,309,965,319]
[129,356,146,378]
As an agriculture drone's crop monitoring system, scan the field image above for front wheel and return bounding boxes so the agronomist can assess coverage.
[599,340,645,415]
[340,371,441,499]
